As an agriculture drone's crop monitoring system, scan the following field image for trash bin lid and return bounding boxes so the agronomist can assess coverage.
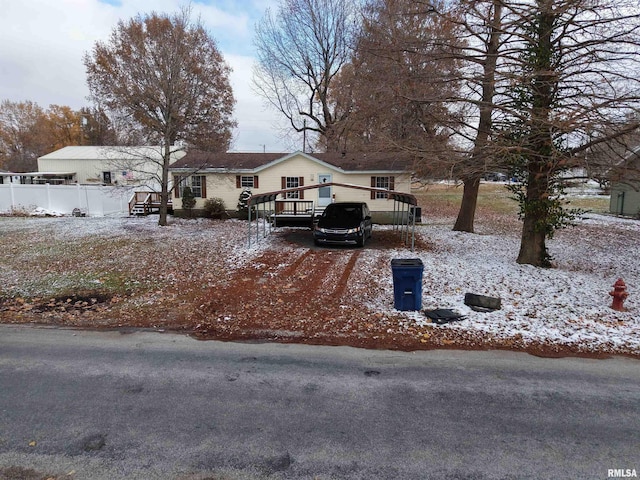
[391,258,424,267]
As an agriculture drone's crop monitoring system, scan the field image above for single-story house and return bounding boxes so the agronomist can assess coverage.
[169,151,414,223]
[609,145,640,216]
[37,146,186,188]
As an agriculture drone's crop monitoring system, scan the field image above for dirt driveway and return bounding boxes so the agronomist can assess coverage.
[191,229,424,349]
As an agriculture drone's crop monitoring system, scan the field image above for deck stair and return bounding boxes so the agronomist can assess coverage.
[128,192,172,216]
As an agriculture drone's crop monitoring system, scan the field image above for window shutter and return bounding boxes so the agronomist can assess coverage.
[254,176,259,188]
[174,175,181,198]
[299,177,304,199]
[370,176,376,200]
[281,177,286,189]
[236,175,241,188]
[201,176,207,199]
[389,176,395,191]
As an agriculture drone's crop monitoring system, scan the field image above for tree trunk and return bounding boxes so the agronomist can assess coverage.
[453,175,481,232]
[517,207,549,267]
[158,143,171,226]
[452,0,501,234]
[517,0,555,267]
[517,160,552,267]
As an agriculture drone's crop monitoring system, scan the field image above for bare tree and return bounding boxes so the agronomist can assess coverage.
[84,7,236,226]
[583,114,640,189]
[497,0,640,266]
[78,107,119,146]
[445,0,505,232]
[0,100,53,171]
[327,0,464,163]
[253,0,359,151]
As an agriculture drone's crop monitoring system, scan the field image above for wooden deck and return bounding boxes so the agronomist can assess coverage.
[129,192,173,216]
[270,200,322,227]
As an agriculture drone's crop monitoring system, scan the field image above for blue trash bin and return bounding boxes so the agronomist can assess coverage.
[391,258,424,311]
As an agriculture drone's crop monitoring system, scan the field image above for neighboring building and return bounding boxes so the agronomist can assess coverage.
[609,145,640,216]
[0,170,20,184]
[37,146,186,188]
[0,170,76,185]
[169,151,414,222]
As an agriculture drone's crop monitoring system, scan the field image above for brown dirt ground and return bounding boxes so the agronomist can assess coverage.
[0,228,628,360]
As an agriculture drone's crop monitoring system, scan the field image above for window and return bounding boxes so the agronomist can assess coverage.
[241,176,254,188]
[371,176,395,199]
[190,175,203,198]
[281,176,304,199]
[174,175,207,198]
[236,175,259,189]
[286,177,299,199]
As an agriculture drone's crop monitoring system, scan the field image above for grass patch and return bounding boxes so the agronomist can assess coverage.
[0,271,136,300]
[563,195,610,213]
[414,182,519,218]
[414,182,610,217]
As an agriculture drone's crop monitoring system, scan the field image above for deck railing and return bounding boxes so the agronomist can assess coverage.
[128,191,171,215]
[274,199,315,216]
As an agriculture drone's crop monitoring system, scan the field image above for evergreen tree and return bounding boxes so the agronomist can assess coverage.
[182,186,196,217]
[237,189,252,220]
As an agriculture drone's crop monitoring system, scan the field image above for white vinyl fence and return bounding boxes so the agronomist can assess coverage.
[0,183,135,216]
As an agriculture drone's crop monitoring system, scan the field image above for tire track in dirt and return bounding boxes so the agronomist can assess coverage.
[281,249,350,298]
[195,248,364,333]
[332,251,361,299]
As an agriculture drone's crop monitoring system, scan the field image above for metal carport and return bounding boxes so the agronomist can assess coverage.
[246,182,419,250]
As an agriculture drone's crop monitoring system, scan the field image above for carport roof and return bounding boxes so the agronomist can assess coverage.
[248,182,417,206]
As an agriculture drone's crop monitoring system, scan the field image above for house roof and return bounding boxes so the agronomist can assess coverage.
[169,151,414,173]
[38,146,186,162]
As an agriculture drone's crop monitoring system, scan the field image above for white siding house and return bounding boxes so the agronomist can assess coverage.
[169,151,414,222]
[609,146,640,216]
[38,146,186,188]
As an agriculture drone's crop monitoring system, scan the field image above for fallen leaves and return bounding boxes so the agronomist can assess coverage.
[0,215,638,357]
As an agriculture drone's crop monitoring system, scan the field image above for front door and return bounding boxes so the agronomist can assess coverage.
[318,174,332,207]
[102,171,112,184]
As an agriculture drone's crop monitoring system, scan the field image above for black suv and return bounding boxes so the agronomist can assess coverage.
[313,202,373,247]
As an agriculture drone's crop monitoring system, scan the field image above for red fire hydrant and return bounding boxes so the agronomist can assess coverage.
[610,278,629,311]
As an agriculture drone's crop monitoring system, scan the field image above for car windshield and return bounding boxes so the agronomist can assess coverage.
[324,206,361,222]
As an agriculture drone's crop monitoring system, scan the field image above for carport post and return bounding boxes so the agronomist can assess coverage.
[392,199,396,231]
[394,199,401,232]
[249,202,260,245]
[247,201,252,248]
[405,203,411,244]
[269,200,274,233]
[402,202,408,242]
[411,205,416,251]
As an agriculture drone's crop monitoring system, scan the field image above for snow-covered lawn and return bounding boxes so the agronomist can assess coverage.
[0,208,638,357]
[376,213,639,356]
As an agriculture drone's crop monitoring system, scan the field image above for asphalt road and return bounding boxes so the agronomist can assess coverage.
[0,325,638,480]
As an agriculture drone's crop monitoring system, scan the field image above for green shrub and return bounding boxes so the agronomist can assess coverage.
[181,186,196,217]
[203,197,227,219]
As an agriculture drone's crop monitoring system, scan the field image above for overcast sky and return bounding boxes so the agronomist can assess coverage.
[0,0,299,152]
